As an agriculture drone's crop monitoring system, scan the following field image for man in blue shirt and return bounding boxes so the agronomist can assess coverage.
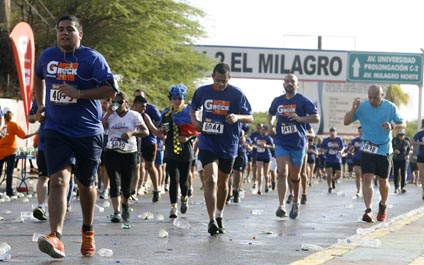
[344,84,405,223]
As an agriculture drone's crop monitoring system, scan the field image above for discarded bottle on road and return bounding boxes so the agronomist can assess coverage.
[32,233,44,242]
[0,242,11,261]
[300,243,324,251]
[173,218,191,229]
[98,248,113,257]
[251,209,263,215]
[357,238,381,248]
[158,229,169,238]
[239,190,245,199]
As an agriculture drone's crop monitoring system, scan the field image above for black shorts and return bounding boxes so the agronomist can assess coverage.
[233,155,246,171]
[360,152,392,179]
[256,157,270,164]
[36,150,48,177]
[417,155,424,163]
[198,150,234,174]
[325,161,341,171]
[353,158,361,167]
[140,143,157,163]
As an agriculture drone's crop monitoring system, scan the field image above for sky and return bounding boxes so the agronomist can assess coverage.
[187,0,424,122]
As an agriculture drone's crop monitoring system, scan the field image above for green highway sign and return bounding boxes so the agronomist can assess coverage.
[348,52,423,84]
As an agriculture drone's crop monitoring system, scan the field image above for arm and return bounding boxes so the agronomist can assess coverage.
[225,113,254,125]
[190,108,202,132]
[267,113,276,136]
[34,76,45,122]
[59,83,117,100]
[344,98,361,125]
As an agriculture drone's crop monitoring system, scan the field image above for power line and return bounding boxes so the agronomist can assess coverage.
[22,0,50,26]
[38,0,55,20]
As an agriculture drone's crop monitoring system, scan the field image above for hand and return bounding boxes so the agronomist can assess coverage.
[288,112,299,122]
[352,98,361,110]
[225,113,238,124]
[58,82,79,99]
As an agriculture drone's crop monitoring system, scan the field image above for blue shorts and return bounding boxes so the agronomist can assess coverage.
[275,145,306,167]
[155,149,164,166]
[43,130,103,187]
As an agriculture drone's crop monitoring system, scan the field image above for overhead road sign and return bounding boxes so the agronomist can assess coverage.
[348,51,422,84]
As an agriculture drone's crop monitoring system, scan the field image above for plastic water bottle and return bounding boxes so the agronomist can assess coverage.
[251,209,263,215]
[300,243,324,251]
[173,218,191,229]
[102,201,110,208]
[98,248,113,257]
[357,238,381,248]
[0,242,11,261]
[32,233,44,242]
[239,190,245,199]
[158,229,169,238]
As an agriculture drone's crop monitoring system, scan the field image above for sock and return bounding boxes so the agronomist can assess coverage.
[82,224,93,232]
[55,231,62,240]
[215,209,223,218]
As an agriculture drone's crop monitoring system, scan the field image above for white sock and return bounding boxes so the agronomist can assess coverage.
[215,209,223,218]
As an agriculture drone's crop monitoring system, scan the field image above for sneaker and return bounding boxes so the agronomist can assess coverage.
[265,187,269,193]
[129,194,138,201]
[394,188,399,194]
[377,202,387,222]
[289,203,300,219]
[252,183,257,189]
[111,212,122,223]
[81,230,96,257]
[275,206,287,218]
[301,194,307,205]
[99,190,109,200]
[257,190,262,195]
[38,232,65,258]
[332,179,336,189]
[362,208,375,223]
[328,187,332,193]
[180,196,189,214]
[216,217,226,234]
[208,219,219,235]
[33,207,47,221]
[401,188,407,194]
[286,194,293,204]
[152,191,160,203]
[169,207,178,218]
[233,190,240,203]
[122,204,130,221]
[187,188,193,198]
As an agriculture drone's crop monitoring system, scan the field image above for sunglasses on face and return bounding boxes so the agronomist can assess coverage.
[171,97,183,101]
[112,100,124,104]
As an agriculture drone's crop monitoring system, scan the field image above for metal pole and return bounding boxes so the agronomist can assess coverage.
[419,84,423,131]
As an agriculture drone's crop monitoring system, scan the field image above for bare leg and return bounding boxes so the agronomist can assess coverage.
[202,161,218,220]
[77,179,97,226]
[362,173,374,210]
[48,167,71,234]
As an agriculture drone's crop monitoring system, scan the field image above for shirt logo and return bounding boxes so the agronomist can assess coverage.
[277,104,296,116]
[47,60,78,81]
[204,99,230,115]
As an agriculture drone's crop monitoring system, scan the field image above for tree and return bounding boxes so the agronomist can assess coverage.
[5,0,214,109]
[385,84,409,108]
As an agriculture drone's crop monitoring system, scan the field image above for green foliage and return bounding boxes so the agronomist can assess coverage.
[384,84,409,108]
[10,0,214,109]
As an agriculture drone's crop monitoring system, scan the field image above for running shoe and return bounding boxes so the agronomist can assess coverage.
[362,208,375,223]
[300,194,307,205]
[33,207,47,221]
[265,187,269,193]
[233,190,240,203]
[187,188,193,198]
[38,232,65,258]
[152,191,160,202]
[377,202,387,222]
[275,206,287,218]
[111,212,122,223]
[257,190,262,195]
[169,207,178,218]
[81,230,96,257]
[208,219,219,235]
[401,188,407,194]
[328,187,332,193]
[216,217,226,234]
[99,190,109,199]
[180,196,189,214]
[332,179,336,189]
[286,194,293,203]
[122,203,130,221]
[289,203,300,219]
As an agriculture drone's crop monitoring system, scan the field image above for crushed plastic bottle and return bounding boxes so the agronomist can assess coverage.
[239,190,245,199]
[98,248,113,257]
[32,233,44,242]
[337,238,352,245]
[251,209,264,215]
[336,191,345,197]
[344,204,354,209]
[158,229,169,238]
[156,214,164,221]
[102,201,110,208]
[95,204,105,213]
[138,212,148,219]
[300,243,324,251]
[0,242,11,261]
[20,212,33,219]
[146,212,154,220]
[357,238,381,248]
[173,218,191,229]
[21,197,29,203]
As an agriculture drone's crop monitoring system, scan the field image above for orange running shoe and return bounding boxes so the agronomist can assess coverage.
[81,230,96,256]
[38,232,65,258]
[377,202,387,222]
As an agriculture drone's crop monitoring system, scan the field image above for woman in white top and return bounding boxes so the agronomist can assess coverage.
[102,92,149,223]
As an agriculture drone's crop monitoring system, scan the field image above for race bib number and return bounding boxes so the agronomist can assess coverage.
[281,124,297,135]
[107,138,130,151]
[361,142,379,154]
[202,121,224,135]
[50,88,77,105]
[329,149,338,155]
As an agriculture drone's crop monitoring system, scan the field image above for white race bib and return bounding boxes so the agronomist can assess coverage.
[361,142,379,154]
[329,149,338,155]
[281,124,297,135]
[107,138,131,152]
[50,88,77,105]
[202,121,224,135]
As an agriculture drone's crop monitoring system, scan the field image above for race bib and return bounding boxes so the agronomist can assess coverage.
[107,138,130,152]
[202,120,224,135]
[50,88,77,105]
[281,124,297,135]
[329,149,338,155]
[361,142,379,154]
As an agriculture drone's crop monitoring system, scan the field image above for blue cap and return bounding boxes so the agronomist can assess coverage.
[168,83,187,99]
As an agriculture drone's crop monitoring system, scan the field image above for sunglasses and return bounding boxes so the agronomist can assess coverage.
[112,100,124,104]
[171,97,183,101]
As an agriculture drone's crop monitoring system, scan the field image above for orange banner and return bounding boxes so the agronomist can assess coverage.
[9,22,35,128]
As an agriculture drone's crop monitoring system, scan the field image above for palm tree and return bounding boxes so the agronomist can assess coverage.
[384,84,409,108]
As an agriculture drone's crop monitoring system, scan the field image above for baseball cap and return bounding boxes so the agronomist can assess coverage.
[398,130,405,135]
[2,107,11,114]
[329,127,336,131]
